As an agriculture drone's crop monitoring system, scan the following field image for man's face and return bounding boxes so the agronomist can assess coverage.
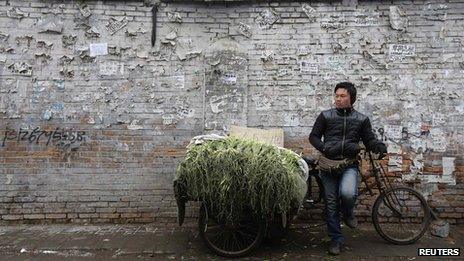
[334,88,351,108]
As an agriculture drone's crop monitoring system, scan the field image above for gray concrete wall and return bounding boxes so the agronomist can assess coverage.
[0,0,463,224]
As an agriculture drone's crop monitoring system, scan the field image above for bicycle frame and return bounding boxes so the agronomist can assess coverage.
[359,150,396,196]
[305,150,422,218]
[360,150,437,220]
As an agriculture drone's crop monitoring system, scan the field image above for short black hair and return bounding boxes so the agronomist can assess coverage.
[334,82,357,105]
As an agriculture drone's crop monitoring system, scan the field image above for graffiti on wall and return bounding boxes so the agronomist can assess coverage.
[1,127,86,149]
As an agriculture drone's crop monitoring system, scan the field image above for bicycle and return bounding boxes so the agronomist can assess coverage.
[303,148,434,245]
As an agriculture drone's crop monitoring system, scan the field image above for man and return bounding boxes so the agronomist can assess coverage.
[309,82,387,255]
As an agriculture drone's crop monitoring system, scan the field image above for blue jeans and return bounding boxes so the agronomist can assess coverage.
[320,166,360,244]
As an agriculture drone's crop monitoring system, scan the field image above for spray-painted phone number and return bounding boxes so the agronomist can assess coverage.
[1,127,86,148]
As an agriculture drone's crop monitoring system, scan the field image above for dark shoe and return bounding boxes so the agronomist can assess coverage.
[344,215,358,229]
[328,241,342,255]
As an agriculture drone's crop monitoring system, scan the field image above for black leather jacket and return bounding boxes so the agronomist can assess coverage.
[309,107,385,160]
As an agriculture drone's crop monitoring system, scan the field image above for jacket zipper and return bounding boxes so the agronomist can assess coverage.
[341,109,347,157]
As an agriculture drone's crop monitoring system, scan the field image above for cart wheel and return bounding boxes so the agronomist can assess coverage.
[265,213,291,245]
[198,203,265,257]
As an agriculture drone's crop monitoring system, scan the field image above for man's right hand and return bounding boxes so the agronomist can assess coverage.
[378,152,387,160]
[374,143,387,159]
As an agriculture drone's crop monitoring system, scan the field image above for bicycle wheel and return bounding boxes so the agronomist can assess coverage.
[198,203,265,257]
[372,187,431,245]
[303,170,324,208]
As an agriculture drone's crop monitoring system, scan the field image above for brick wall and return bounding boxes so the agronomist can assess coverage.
[0,0,463,224]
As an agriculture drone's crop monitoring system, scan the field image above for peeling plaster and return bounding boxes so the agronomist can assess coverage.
[176,48,201,61]
[59,55,74,66]
[7,62,32,76]
[62,35,77,48]
[77,2,92,18]
[38,16,64,34]
[126,26,147,37]
[209,95,227,114]
[127,120,143,130]
[7,7,25,19]
[161,31,177,46]
[261,49,275,63]
[15,35,34,48]
[167,12,182,23]
[389,6,408,31]
[85,26,101,38]
[283,114,300,127]
[252,94,272,111]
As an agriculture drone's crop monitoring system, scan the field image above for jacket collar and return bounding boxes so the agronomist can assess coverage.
[335,106,354,114]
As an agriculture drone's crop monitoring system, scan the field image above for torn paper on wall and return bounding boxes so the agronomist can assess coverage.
[237,22,252,38]
[90,43,108,57]
[107,17,128,35]
[388,155,403,172]
[256,9,279,29]
[302,4,317,22]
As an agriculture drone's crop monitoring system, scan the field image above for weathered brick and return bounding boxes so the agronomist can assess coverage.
[45,214,67,219]
[439,213,462,219]
[87,202,109,208]
[95,207,116,213]
[9,208,31,214]
[2,215,23,220]
[121,213,141,218]
[104,10,125,16]
[0,197,13,203]
[99,213,120,219]
[125,11,146,17]
[67,213,78,219]
[78,213,99,218]
[0,0,462,227]
[24,214,45,219]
